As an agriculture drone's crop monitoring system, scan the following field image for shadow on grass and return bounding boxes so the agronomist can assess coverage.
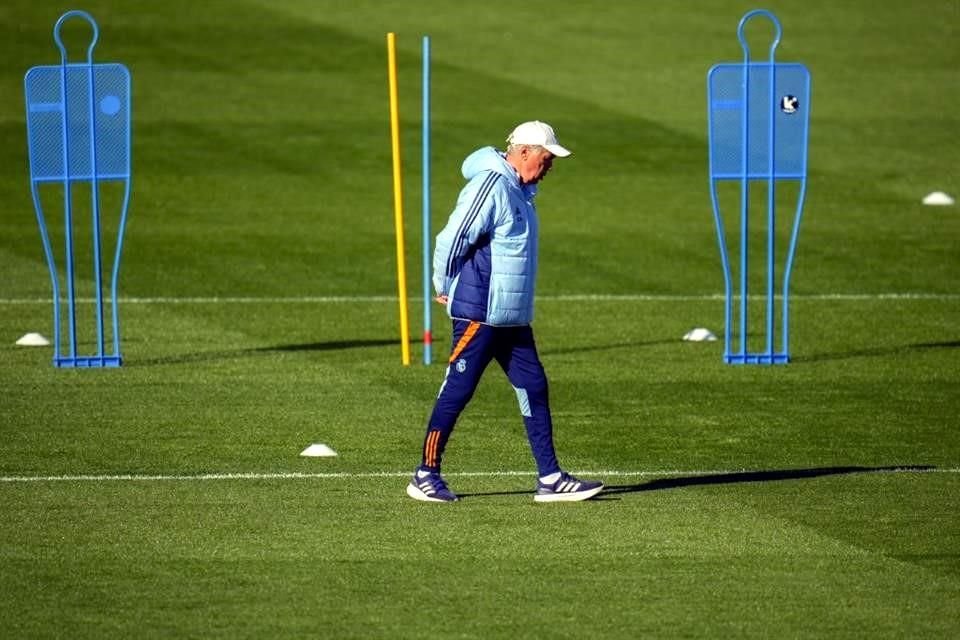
[456,465,935,500]
[133,335,683,366]
[132,338,403,366]
[542,338,679,357]
[599,465,936,497]
[794,341,960,363]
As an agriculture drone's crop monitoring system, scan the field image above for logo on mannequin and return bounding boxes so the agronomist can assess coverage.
[780,95,799,114]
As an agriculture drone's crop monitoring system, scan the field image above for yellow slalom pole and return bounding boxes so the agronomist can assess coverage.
[387,32,411,366]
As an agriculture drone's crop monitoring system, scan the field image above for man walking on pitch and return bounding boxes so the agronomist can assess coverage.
[406,121,604,503]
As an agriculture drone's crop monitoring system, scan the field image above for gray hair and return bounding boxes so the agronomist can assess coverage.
[506,143,545,155]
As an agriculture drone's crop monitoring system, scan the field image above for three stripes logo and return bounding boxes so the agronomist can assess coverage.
[445,173,500,278]
[417,478,439,497]
[553,478,582,493]
[424,430,442,467]
[553,478,580,493]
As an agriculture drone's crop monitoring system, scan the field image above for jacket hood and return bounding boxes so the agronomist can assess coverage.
[460,146,537,197]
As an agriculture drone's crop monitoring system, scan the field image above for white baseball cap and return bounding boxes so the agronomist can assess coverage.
[506,120,571,157]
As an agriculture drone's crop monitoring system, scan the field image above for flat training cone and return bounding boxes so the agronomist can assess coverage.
[922,191,955,206]
[683,328,718,342]
[16,332,51,346]
[300,443,338,457]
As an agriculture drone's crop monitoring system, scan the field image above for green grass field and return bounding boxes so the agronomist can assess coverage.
[1,1,958,637]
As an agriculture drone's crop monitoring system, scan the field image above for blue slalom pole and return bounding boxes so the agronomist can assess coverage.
[421,35,432,365]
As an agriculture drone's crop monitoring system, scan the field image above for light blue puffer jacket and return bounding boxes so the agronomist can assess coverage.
[432,146,539,326]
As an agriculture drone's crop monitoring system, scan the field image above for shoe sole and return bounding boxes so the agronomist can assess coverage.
[533,484,604,503]
[406,482,458,503]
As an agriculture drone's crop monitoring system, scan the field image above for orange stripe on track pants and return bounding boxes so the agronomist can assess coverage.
[448,321,481,363]
[424,430,441,467]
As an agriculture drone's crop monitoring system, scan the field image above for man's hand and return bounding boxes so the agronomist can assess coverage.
[434,295,448,305]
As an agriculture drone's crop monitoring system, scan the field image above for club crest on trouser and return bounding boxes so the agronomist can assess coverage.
[455,358,467,373]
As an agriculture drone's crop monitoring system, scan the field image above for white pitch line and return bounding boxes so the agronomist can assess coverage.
[0,467,955,483]
[0,293,958,305]
[0,296,394,305]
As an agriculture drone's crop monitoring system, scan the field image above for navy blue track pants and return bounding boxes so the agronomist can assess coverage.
[420,319,560,477]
